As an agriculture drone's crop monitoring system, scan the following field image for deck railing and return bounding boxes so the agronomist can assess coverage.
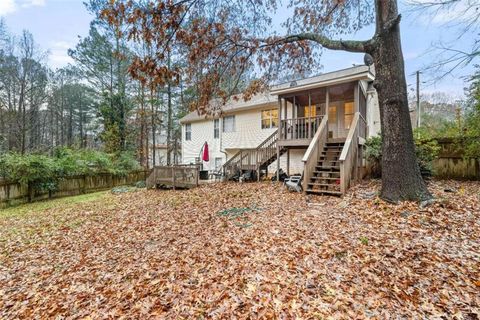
[339,112,367,194]
[223,130,279,179]
[146,165,199,189]
[279,115,324,141]
[301,115,329,191]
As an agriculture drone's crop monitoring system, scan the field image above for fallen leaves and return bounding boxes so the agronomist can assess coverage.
[0,180,479,319]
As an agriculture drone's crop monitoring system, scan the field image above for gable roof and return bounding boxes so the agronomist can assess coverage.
[270,65,374,95]
[180,65,374,124]
[179,92,277,124]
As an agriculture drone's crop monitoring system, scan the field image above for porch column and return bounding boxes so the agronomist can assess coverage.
[278,97,282,140]
[354,83,360,113]
[308,92,312,139]
[284,98,288,140]
[326,88,330,141]
[292,96,296,140]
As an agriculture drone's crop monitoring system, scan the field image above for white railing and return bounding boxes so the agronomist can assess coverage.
[301,115,329,191]
[279,115,324,140]
[339,112,367,194]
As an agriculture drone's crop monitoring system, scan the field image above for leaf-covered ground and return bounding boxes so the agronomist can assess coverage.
[0,180,479,319]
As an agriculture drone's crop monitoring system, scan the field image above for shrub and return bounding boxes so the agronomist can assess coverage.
[365,134,440,178]
[0,153,60,194]
[0,148,141,196]
[365,135,382,178]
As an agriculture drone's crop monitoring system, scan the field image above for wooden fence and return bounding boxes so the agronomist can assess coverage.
[432,138,480,180]
[0,170,148,208]
[146,165,199,189]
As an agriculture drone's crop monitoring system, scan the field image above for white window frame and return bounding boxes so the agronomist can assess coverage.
[214,119,220,138]
[261,109,279,129]
[185,123,192,141]
[223,115,235,133]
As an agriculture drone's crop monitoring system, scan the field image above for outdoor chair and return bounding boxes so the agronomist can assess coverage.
[284,173,303,192]
[209,169,224,182]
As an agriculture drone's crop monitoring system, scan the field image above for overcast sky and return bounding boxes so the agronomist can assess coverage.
[0,0,476,100]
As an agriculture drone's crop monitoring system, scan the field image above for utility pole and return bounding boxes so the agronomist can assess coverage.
[416,71,421,129]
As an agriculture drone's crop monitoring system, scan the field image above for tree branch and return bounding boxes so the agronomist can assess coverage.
[382,14,401,32]
[266,33,371,53]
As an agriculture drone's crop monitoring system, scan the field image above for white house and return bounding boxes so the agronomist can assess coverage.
[180,65,381,195]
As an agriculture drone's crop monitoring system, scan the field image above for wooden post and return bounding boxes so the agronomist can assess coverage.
[278,97,282,140]
[308,92,312,139]
[286,149,290,176]
[326,88,330,142]
[195,166,199,186]
[292,96,296,140]
[172,166,176,190]
[284,98,288,140]
[276,145,280,182]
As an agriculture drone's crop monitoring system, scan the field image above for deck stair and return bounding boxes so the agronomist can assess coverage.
[306,141,344,196]
[223,130,286,180]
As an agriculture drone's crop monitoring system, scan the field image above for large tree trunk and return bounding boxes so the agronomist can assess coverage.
[370,0,431,202]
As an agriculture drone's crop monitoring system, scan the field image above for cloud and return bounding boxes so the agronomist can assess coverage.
[21,0,46,8]
[48,40,74,69]
[0,0,17,16]
[0,0,46,16]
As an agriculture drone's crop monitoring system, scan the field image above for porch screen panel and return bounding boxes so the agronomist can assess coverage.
[344,102,354,129]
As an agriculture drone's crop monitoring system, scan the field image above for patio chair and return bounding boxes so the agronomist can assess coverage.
[284,173,303,193]
[209,169,224,182]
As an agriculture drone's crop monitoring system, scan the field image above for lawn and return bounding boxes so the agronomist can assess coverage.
[0,180,479,319]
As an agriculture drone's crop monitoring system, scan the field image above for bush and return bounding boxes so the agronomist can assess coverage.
[365,135,382,178]
[0,153,60,193]
[0,148,141,195]
[365,134,440,178]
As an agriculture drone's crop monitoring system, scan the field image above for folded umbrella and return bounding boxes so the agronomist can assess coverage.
[202,141,209,162]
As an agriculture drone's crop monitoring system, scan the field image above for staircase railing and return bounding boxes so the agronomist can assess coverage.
[256,130,279,167]
[223,129,279,179]
[301,115,328,191]
[339,112,367,194]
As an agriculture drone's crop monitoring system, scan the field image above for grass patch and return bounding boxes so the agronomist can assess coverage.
[0,191,108,219]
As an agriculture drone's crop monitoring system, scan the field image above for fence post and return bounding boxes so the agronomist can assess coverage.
[195,166,199,186]
[172,166,176,190]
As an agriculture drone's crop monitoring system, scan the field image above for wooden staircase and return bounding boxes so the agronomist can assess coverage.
[306,141,344,196]
[223,130,286,180]
[302,112,367,197]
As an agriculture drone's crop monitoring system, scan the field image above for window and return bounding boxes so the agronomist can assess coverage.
[304,105,316,118]
[344,101,354,129]
[185,123,191,141]
[214,157,223,170]
[214,119,219,138]
[261,109,279,129]
[223,115,235,132]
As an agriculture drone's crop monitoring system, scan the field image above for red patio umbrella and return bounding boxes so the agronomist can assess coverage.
[202,142,209,162]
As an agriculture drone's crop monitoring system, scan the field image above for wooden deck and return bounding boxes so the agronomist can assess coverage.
[146,165,199,189]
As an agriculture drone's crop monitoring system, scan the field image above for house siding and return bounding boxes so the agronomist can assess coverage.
[180,76,382,176]
[182,119,225,171]
[222,106,278,150]
[366,90,381,137]
[180,102,310,173]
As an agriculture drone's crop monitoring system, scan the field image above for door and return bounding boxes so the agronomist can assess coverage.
[329,101,354,139]
[328,103,338,138]
[341,101,355,137]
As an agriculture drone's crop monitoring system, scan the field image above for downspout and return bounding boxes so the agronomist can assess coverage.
[219,117,228,160]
